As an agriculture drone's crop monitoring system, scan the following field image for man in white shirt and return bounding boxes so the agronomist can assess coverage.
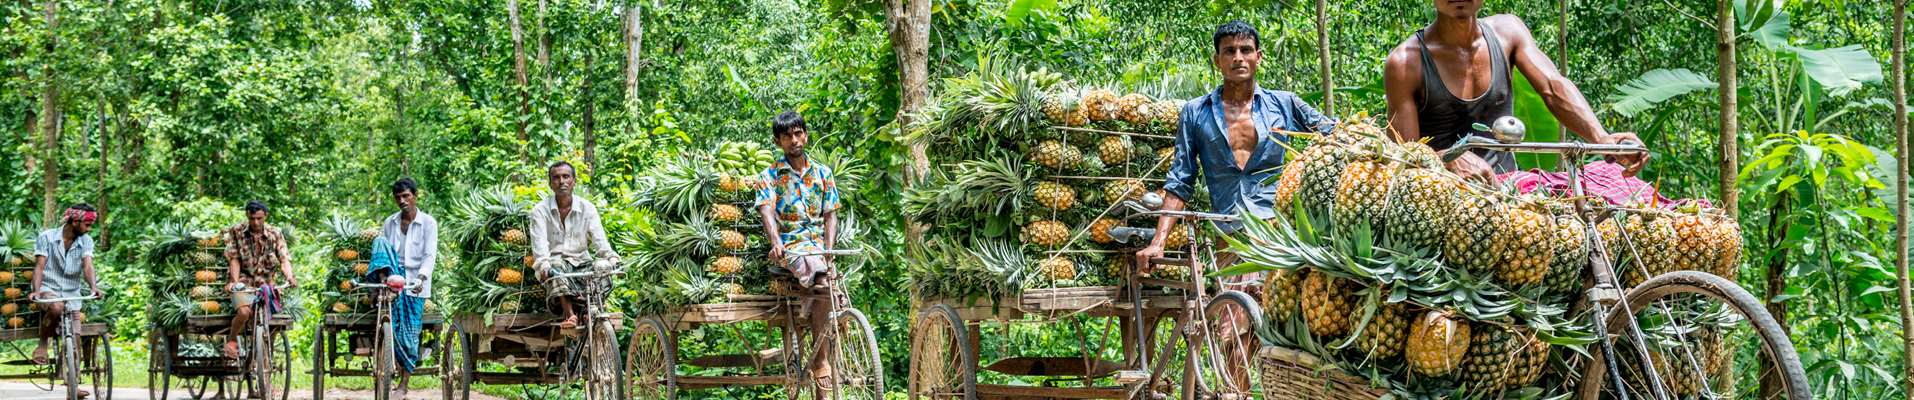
[529,162,620,329]
[379,178,436,397]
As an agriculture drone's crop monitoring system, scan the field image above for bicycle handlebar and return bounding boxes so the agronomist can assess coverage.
[1442,136,1650,163]
[551,268,626,279]
[351,281,424,290]
[31,294,97,303]
[784,248,861,257]
[1116,200,1237,222]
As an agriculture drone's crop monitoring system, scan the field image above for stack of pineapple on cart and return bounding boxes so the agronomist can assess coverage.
[142,223,301,400]
[438,185,625,400]
[900,62,1263,400]
[619,142,884,399]
[307,213,450,400]
[0,221,114,399]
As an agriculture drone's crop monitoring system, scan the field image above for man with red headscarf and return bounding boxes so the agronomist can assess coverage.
[30,203,104,368]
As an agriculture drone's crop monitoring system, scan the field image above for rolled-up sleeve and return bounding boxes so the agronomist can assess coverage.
[528,206,552,272]
[1161,101,1202,202]
[587,205,620,261]
[1286,94,1339,135]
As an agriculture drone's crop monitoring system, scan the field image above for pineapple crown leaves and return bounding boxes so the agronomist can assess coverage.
[1328,285,1387,352]
[319,211,369,249]
[1215,209,1349,277]
[140,221,202,271]
[446,184,531,256]
[0,220,35,260]
[637,156,721,218]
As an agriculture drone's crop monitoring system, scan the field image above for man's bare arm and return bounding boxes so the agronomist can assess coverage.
[1383,44,1425,144]
[758,205,784,262]
[1497,15,1647,173]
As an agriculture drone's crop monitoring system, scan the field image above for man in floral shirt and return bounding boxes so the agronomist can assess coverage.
[223,200,297,362]
[754,110,842,390]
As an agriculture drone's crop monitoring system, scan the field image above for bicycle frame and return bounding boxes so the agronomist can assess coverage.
[779,248,860,397]
[352,278,422,400]
[549,263,626,399]
[1112,200,1255,398]
[231,284,285,400]
[32,294,96,400]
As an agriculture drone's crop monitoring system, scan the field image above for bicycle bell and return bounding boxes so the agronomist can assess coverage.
[1491,116,1527,144]
[1140,191,1165,209]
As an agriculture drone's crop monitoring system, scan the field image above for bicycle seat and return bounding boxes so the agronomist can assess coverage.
[768,265,795,276]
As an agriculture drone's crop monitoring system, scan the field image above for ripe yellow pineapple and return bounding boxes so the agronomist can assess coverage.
[1041,88,1079,124]
[5,257,19,267]
[1445,192,1508,274]
[1022,221,1071,246]
[1709,216,1743,280]
[424,300,436,313]
[192,285,219,299]
[709,204,744,221]
[499,229,529,245]
[1088,218,1121,243]
[1622,212,1678,287]
[0,303,16,315]
[1597,215,1629,283]
[719,173,740,192]
[524,254,536,269]
[720,282,747,296]
[1096,136,1133,165]
[1037,257,1077,281]
[1081,89,1119,121]
[199,301,221,314]
[1105,179,1147,204]
[707,256,744,275]
[336,248,359,261]
[1270,154,1309,218]
[1407,311,1472,377]
[1357,301,1411,359]
[1497,203,1555,286]
[1546,213,1591,295]
[1382,143,1455,249]
[354,261,370,275]
[3,288,18,299]
[1672,213,1715,276]
[1032,141,1083,171]
[340,280,354,291]
[1503,329,1551,390]
[1161,223,1191,248]
[1262,268,1306,321]
[197,237,221,248]
[1155,100,1182,130]
[1331,159,1396,239]
[1301,273,1356,337]
[19,271,30,281]
[1032,181,1077,211]
[195,270,220,284]
[358,228,381,242]
[1460,323,1514,391]
[1116,93,1151,125]
[496,268,524,284]
[719,230,748,251]
[7,317,22,328]
[1152,147,1176,173]
[332,302,351,313]
[0,271,13,283]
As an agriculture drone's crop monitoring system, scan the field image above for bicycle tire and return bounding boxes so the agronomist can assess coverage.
[1576,270,1812,400]
[274,330,292,400]
[459,328,477,400]
[311,328,326,400]
[625,316,675,400]
[375,321,396,400]
[63,319,80,400]
[97,334,114,400]
[831,308,884,400]
[1195,290,1261,400]
[907,303,973,400]
[439,329,456,400]
[148,334,169,400]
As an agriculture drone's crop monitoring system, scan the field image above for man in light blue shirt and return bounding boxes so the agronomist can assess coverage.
[378,178,436,398]
[31,203,104,368]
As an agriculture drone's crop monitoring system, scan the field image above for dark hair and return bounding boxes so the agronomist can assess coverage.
[771,111,806,137]
[391,177,419,196]
[67,203,95,213]
[1213,20,1260,52]
[548,161,576,177]
[245,200,269,215]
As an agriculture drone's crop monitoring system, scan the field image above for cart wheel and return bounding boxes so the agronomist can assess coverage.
[185,376,206,400]
[1143,315,1188,400]
[459,327,477,400]
[1194,291,1261,400]
[89,334,114,400]
[1576,271,1812,400]
[148,335,168,400]
[908,304,973,400]
[585,319,624,400]
[272,330,292,400]
[312,328,326,400]
[831,309,884,400]
[625,316,675,400]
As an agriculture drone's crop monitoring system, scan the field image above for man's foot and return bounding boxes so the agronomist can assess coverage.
[811,364,835,392]
[30,343,48,365]
[394,387,409,400]
[223,341,243,359]
[557,315,578,329]
[77,390,90,399]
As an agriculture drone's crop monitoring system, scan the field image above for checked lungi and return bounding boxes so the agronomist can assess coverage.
[367,237,426,372]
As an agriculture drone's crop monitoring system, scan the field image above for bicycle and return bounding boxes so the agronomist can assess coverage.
[548,261,627,400]
[779,247,884,400]
[1107,199,1263,400]
[230,284,293,400]
[33,293,100,400]
[1440,136,1810,400]
[350,275,423,400]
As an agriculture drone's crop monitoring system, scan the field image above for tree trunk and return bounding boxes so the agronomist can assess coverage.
[1314,0,1331,115]
[536,0,548,80]
[38,0,60,229]
[623,4,641,144]
[886,0,930,249]
[582,61,598,173]
[1717,0,1739,219]
[1760,191,1791,400]
[1891,1,1911,398]
[509,0,528,164]
[93,103,107,250]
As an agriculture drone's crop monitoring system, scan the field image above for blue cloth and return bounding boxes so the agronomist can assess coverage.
[1164,84,1338,233]
[366,237,424,372]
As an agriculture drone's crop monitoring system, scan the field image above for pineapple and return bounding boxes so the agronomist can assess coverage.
[335,248,359,261]
[1134,100,1164,127]
[1623,212,1678,287]
[707,256,744,276]
[354,261,370,275]
[1407,311,1472,377]
[1153,264,1192,282]
[1270,155,1309,219]
[5,257,19,267]
[1152,147,1177,173]
[719,230,748,251]
[496,268,524,284]
[1673,213,1715,275]
[0,271,13,283]
[1096,136,1133,165]
[719,173,740,193]
[190,251,216,266]
[1382,143,1455,249]
[1356,301,1411,359]
[1301,273,1356,337]
[1503,329,1551,390]
[720,282,747,297]
[1037,256,1077,281]
[0,303,14,316]
[199,301,222,314]
[3,288,18,299]
[500,229,529,245]
[1105,179,1147,204]
[192,285,219,299]
[1444,192,1507,275]
[1023,220,1071,246]
[524,254,536,269]
[1082,89,1119,122]
[1155,100,1183,130]
[1459,323,1514,391]
[1598,216,1633,285]
[1089,218,1121,243]
[1646,347,1705,396]
[7,317,22,328]
[1262,268,1306,321]
[19,271,29,281]
[709,204,744,222]
[1702,330,1731,382]
[424,300,436,313]
[1032,141,1083,171]
[1161,223,1191,248]
[358,228,381,243]
[195,270,220,284]
[1709,216,1743,280]
[1117,93,1151,125]
[332,302,351,313]
[499,299,521,313]
[340,280,354,291]
[1042,89,1078,124]
[197,237,222,248]
[1104,255,1129,279]
[1497,203,1555,286]
[1297,133,1377,214]
[1546,213,1592,295]
[1331,159,1396,240]
[1032,181,1078,211]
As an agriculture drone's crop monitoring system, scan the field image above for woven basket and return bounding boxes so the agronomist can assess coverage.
[1257,345,1389,400]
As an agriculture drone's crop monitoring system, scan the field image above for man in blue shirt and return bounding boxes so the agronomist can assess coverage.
[1133,21,1336,395]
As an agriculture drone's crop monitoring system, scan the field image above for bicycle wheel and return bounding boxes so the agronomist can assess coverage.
[831,308,884,400]
[375,322,396,400]
[626,316,675,400]
[439,329,457,400]
[588,320,624,400]
[1575,271,1811,400]
[907,303,973,400]
[458,329,477,400]
[1147,315,1189,400]
[1194,291,1261,400]
[92,334,114,400]
[63,321,81,400]
[272,330,291,400]
[148,335,169,400]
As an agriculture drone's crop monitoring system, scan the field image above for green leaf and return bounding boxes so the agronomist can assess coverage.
[1787,45,1885,97]
[1604,68,1717,117]
[1003,0,1056,27]
[1751,10,1790,50]
[1853,207,1895,223]
[1512,70,1561,171]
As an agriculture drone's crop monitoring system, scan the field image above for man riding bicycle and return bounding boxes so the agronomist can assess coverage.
[224,200,298,363]
[530,161,622,330]
[30,203,105,378]
[374,178,437,398]
[754,110,844,392]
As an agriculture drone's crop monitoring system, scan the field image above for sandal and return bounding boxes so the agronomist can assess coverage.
[557,315,578,329]
[223,342,243,359]
[811,365,836,392]
[30,345,49,365]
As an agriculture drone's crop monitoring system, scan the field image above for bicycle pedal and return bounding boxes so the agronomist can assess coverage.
[1113,369,1149,385]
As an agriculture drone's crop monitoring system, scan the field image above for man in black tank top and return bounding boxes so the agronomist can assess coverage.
[1382,0,1646,181]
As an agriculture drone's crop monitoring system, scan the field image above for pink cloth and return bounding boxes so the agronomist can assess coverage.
[1496,161,1712,210]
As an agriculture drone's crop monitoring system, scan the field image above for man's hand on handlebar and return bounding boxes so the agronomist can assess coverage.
[768,245,785,266]
[1134,244,1164,276]
[1600,132,1649,177]
[1445,152,1496,183]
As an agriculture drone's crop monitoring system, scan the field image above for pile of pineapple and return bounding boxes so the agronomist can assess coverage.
[142,223,239,329]
[441,185,544,315]
[620,141,778,313]
[1244,119,1744,396]
[902,59,1208,300]
[0,222,39,330]
[316,213,435,315]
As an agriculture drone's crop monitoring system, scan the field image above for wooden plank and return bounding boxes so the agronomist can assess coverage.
[674,375,784,389]
[324,313,445,326]
[682,348,782,368]
[981,357,1123,377]
[186,314,295,328]
[472,371,561,385]
[974,383,1127,399]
